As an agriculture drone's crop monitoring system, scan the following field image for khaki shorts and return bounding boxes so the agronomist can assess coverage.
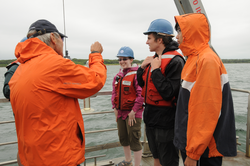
[117,117,142,151]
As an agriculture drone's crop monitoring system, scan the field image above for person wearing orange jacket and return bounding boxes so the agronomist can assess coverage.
[173,13,236,166]
[9,19,107,166]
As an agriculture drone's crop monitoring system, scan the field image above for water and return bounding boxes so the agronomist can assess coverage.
[0,64,249,165]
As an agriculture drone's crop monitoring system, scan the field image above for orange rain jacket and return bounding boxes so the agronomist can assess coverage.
[173,14,236,160]
[9,38,107,166]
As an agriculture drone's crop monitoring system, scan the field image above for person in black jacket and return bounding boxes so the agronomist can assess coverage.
[3,37,27,100]
[137,19,185,166]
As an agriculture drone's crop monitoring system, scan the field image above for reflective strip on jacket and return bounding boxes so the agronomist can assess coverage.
[9,38,107,166]
[141,50,182,106]
[114,71,137,111]
[173,13,236,160]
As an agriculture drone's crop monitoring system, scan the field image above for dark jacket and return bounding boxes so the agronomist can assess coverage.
[137,41,185,130]
[3,62,19,99]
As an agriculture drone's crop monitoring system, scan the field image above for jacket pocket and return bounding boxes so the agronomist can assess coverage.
[70,122,85,148]
[121,99,135,110]
[148,88,163,102]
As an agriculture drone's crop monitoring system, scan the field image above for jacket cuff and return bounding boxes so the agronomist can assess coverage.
[186,151,201,161]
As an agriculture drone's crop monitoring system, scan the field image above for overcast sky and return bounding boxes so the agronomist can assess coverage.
[0,0,249,60]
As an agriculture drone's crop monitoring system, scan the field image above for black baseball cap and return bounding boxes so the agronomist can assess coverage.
[28,19,67,38]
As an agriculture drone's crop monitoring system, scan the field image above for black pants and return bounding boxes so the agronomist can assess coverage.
[181,151,222,166]
[146,127,179,166]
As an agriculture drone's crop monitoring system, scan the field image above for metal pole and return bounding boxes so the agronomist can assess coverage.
[246,93,250,157]
[82,61,94,113]
[0,160,17,166]
[62,0,70,59]
[0,120,15,124]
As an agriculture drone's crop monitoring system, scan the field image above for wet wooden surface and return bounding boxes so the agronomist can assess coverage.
[84,151,250,166]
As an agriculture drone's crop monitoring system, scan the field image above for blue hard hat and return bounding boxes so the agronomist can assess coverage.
[117,46,134,59]
[143,19,174,36]
[20,37,27,42]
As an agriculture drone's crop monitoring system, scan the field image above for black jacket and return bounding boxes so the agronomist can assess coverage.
[137,41,185,129]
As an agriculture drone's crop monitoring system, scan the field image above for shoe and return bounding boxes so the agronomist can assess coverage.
[116,160,133,166]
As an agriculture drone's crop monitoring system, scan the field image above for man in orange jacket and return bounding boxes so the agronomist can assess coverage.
[9,19,107,166]
[173,14,236,166]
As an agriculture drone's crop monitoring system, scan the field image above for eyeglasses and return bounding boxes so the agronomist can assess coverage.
[118,58,129,61]
[176,29,181,34]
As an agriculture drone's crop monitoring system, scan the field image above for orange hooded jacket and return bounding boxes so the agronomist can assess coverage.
[9,38,107,166]
[173,14,236,160]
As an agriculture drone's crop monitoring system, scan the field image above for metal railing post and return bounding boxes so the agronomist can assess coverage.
[246,93,250,157]
[82,60,94,114]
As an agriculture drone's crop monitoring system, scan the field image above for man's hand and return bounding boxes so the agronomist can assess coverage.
[184,156,197,166]
[151,54,161,71]
[91,41,103,54]
[141,56,153,69]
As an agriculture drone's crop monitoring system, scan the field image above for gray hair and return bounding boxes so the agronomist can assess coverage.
[27,30,60,46]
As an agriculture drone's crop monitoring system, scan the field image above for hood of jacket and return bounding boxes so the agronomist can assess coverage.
[15,38,60,63]
[174,13,210,57]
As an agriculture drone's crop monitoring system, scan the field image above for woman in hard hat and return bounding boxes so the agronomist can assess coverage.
[111,46,144,166]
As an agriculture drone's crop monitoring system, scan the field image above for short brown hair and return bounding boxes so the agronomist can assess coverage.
[149,32,173,47]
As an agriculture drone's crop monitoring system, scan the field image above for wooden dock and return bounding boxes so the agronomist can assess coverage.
[84,151,250,166]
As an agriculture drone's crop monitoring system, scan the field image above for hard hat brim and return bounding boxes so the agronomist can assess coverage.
[143,31,175,37]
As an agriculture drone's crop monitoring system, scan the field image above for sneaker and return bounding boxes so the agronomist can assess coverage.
[116,160,133,166]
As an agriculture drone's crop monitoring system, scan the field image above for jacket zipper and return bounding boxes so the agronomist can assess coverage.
[118,77,124,110]
[144,65,151,104]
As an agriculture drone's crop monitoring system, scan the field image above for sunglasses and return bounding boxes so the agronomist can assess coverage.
[118,58,129,61]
